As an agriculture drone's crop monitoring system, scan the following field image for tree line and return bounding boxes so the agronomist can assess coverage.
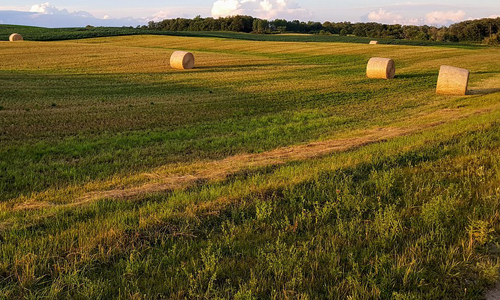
[145,15,500,44]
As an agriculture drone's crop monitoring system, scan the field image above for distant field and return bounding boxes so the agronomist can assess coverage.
[1,34,500,298]
[0,24,486,48]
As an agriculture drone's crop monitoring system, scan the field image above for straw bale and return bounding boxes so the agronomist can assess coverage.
[366,57,395,79]
[170,51,195,70]
[436,65,469,95]
[9,33,23,42]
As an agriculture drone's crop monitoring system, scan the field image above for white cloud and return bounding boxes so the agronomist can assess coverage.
[29,2,94,18]
[151,10,176,22]
[364,8,468,26]
[465,14,500,23]
[0,3,146,27]
[1,2,207,27]
[212,0,242,17]
[367,9,403,23]
[30,2,62,14]
[425,10,466,25]
[404,18,423,26]
[364,8,424,25]
[211,0,310,20]
[372,2,461,11]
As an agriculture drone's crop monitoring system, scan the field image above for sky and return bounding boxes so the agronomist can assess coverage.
[0,1,499,28]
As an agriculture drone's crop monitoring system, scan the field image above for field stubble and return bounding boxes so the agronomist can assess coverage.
[1,35,500,298]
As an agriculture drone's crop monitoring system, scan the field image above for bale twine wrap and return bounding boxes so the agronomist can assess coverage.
[366,57,395,79]
[369,40,379,44]
[436,65,469,95]
[9,33,23,42]
[170,51,195,70]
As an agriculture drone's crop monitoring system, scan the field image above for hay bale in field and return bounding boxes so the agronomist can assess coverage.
[9,33,23,42]
[436,65,469,95]
[369,41,379,45]
[170,51,195,70]
[366,57,395,79]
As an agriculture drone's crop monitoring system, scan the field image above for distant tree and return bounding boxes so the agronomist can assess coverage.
[308,21,322,32]
[252,19,259,33]
[484,33,500,45]
[229,16,245,32]
[143,15,500,44]
[257,19,269,34]
[352,25,363,36]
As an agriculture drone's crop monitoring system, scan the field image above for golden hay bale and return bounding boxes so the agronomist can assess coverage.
[436,65,469,95]
[9,33,23,42]
[170,51,195,70]
[366,57,395,79]
[369,41,379,44]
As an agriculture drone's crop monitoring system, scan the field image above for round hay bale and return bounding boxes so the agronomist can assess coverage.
[369,40,379,45]
[366,57,395,79]
[170,51,195,70]
[9,33,23,42]
[436,65,469,95]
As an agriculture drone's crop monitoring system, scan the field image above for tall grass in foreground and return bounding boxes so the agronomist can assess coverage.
[1,109,500,298]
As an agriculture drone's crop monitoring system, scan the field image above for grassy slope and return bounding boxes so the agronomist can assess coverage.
[1,35,500,298]
[0,24,485,48]
[1,36,499,201]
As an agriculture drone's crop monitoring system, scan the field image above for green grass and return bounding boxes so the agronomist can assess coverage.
[2,35,498,202]
[0,25,146,42]
[2,108,500,299]
[1,34,500,298]
[0,24,487,48]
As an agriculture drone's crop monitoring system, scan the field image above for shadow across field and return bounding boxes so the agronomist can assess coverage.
[192,63,284,71]
[468,71,500,95]
[467,88,500,95]
[472,71,500,75]
[396,72,436,79]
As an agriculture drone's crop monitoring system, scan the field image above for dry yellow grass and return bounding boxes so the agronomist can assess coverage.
[1,36,498,95]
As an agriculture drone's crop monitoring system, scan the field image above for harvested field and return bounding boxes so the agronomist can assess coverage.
[1,34,500,299]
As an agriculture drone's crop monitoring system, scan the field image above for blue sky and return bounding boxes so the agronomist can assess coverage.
[0,1,499,27]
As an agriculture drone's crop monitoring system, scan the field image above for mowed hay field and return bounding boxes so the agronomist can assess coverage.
[1,35,500,298]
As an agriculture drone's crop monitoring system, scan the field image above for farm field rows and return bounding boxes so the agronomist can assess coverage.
[1,24,484,47]
[1,35,500,298]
